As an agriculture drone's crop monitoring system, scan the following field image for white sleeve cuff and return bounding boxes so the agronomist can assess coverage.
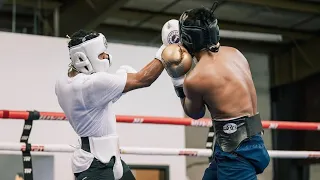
[155,45,166,63]
[171,76,185,87]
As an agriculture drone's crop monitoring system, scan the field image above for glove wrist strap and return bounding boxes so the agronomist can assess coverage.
[171,76,185,87]
[172,76,186,98]
[174,86,186,98]
[155,45,166,63]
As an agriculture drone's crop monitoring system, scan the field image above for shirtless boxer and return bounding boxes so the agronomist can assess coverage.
[55,20,179,180]
[160,6,270,180]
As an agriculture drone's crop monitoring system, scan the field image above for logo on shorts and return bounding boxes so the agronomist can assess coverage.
[167,30,180,44]
[223,123,237,134]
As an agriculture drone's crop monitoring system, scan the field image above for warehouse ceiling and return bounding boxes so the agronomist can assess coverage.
[1,0,320,53]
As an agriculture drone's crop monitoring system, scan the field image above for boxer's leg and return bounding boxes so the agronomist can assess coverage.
[120,159,136,180]
[202,160,218,180]
[215,150,257,180]
[214,134,269,180]
[233,134,270,175]
[120,171,136,180]
[74,158,115,180]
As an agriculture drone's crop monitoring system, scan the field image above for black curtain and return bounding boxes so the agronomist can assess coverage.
[271,73,320,180]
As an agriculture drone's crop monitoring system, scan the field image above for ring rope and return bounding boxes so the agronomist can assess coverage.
[1,110,320,130]
[0,142,320,159]
[1,109,320,179]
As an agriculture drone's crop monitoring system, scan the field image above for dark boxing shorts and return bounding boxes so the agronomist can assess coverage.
[75,137,136,180]
[202,114,270,180]
[74,157,135,180]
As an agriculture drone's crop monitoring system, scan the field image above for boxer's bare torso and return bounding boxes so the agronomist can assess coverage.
[185,46,257,120]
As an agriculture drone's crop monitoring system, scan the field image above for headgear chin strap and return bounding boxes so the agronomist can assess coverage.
[69,33,112,74]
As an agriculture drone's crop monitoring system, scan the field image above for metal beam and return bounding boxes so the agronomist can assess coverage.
[96,24,160,46]
[0,11,34,26]
[96,24,289,54]
[229,0,320,14]
[85,0,130,30]
[4,0,61,10]
[112,8,314,41]
[134,0,182,27]
[59,0,129,37]
[219,20,313,42]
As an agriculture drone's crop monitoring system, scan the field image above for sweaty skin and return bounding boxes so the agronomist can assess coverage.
[183,46,257,120]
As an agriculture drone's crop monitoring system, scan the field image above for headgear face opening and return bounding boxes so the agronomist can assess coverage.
[179,8,220,56]
[69,33,112,74]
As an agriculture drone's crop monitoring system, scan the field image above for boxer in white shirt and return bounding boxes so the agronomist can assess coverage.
[55,19,179,180]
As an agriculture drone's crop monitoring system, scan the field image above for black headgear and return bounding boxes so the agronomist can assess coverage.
[179,7,220,56]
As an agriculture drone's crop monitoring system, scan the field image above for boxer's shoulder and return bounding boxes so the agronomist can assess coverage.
[219,46,242,55]
[183,75,202,94]
[218,46,248,67]
[89,72,114,81]
[185,67,214,91]
[186,65,204,82]
[220,46,239,51]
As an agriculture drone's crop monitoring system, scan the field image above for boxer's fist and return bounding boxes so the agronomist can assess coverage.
[162,44,193,98]
[161,44,192,78]
[156,20,180,62]
[162,19,180,45]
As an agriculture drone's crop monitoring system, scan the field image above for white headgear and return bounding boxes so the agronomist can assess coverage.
[69,33,112,74]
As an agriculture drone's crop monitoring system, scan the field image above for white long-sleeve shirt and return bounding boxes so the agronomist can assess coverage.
[55,72,127,137]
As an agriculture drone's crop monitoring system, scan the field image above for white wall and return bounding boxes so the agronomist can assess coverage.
[0,32,187,180]
[185,52,273,180]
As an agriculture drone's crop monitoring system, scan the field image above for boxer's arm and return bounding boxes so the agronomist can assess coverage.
[120,19,178,93]
[123,59,164,93]
[181,80,206,119]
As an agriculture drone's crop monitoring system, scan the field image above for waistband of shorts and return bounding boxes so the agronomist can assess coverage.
[213,113,263,152]
[80,137,90,152]
[213,114,256,122]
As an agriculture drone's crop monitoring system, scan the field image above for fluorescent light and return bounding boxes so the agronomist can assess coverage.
[220,30,283,42]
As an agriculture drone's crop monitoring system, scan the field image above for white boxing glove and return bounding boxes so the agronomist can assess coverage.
[155,19,180,62]
[161,19,180,45]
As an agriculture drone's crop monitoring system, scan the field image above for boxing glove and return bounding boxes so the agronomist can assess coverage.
[161,19,180,45]
[161,44,193,98]
[155,19,180,62]
[155,45,166,62]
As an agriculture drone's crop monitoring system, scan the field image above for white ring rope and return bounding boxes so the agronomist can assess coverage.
[0,142,320,159]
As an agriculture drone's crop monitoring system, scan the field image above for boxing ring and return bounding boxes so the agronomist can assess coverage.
[1,110,320,180]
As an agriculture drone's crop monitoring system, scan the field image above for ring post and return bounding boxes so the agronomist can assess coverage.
[20,110,40,180]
